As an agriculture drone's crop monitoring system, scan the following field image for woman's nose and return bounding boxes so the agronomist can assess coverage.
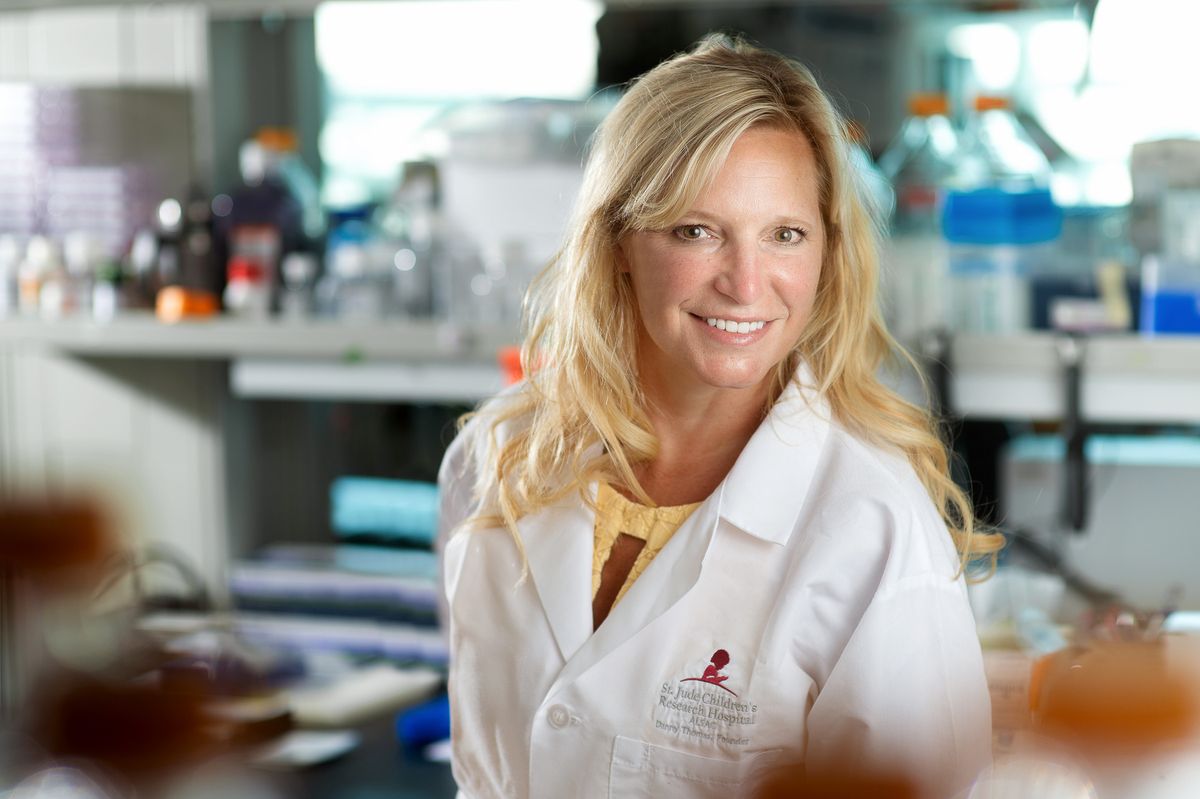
[713,241,764,306]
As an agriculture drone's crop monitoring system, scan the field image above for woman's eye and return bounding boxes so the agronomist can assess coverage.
[674,225,708,241]
[773,227,807,244]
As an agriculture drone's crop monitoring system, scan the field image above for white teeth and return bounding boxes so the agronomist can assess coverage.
[704,318,766,333]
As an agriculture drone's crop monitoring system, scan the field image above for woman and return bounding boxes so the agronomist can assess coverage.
[437,35,1003,799]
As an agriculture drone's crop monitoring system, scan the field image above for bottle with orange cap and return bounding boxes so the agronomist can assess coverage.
[958,95,1052,191]
[878,92,961,230]
[941,95,1062,334]
[215,128,309,317]
[877,92,962,343]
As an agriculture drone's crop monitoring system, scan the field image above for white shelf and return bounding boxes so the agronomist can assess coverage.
[230,358,505,403]
[949,333,1200,425]
[5,317,1200,416]
[0,312,518,361]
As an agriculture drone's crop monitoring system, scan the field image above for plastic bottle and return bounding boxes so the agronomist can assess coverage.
[943,96,1062,334]
[21,236,62,318]
[215,133,306,314]
[223,256,271,319]
[259,128,326,246]
[958,96,1052,191]
[60,231,104,317]
[877,93,962,343]
[92,257,123,322]
[279,252,318,321]
[376,161,440,319]
[0,235,20,318]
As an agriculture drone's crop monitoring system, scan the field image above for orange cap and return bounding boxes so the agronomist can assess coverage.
[156,286,219,323]
[256,127,298,152]
[974,95,1010,112]
[908,93,949,117]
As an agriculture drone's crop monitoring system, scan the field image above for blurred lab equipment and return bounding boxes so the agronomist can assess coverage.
[1002,434,1200,611]
[0,236,19,317]
[215,129,315,318]
[0,86,195,278]
[429,98,602,327]
[376,161,442,319]
[943,96,1062,334]
[278,252,319,321]
[878,92,962,342]
[316,206,391,323]
[957,96,1053,192]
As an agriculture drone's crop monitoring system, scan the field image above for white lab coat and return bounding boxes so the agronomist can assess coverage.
[437,367,991,799]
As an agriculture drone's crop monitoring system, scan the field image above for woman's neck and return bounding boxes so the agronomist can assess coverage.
[631,376,770,507]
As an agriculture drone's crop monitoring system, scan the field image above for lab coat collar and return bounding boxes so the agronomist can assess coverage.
[719,362,832,546]
[516,362,830,666]
[517,481,597,664]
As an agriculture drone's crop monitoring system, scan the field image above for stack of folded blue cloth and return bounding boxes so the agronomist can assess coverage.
[330,477,440,546]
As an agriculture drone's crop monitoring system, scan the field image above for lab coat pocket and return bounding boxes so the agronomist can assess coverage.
[608,735,780,799]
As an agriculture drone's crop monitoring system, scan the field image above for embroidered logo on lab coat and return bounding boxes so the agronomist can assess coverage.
[681,649,736,695]
[654,649,758,748]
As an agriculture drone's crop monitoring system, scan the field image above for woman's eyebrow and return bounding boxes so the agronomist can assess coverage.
[681,208,818,228]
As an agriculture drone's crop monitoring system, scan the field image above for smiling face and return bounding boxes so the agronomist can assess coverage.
[619,126,825,399]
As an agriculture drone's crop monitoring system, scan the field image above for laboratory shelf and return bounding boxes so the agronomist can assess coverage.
[0,313,516,402]
[4,316,1200,414]
[949,332,1200,425]
[230,358,505,403]
[0,312,517,362]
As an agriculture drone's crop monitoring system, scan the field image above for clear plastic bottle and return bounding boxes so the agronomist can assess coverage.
[878,93,961,233]
[61,231,104,317]
[317,207,389,322]
[0,235,20,318]
[877,93,961,343]
[957,96,1052,191]
[376,161,440,319]
[943,96,1062,334]
[279,252,318,321]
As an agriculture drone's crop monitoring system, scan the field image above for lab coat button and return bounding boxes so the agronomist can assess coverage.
[547,704,571,729]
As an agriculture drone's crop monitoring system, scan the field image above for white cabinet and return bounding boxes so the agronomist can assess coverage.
[26,7,123,86]
[0,345,230,596]
[0,5,206,86]
[0,15,31,82]
[0,315,509,596]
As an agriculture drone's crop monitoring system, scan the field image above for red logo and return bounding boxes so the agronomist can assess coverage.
[681,649,737,696]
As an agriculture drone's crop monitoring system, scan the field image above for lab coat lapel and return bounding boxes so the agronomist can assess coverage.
[547,485,723,696]
[516,485,595,664]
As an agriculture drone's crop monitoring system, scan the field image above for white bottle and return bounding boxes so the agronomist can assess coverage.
[279,252,318,321]
[878,93,962,343]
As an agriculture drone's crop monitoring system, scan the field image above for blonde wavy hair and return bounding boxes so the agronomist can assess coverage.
[458,35,1004,572]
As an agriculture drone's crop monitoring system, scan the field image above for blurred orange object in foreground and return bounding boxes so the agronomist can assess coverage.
[498,345,524,385]
[156,286,219,323]
[29,672,217,788]
[0,499,112,579]
[1031,637,1200,751]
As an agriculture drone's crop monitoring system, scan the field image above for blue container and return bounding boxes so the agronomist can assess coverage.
[942,188,1063,333]
[1140,256,1200,335]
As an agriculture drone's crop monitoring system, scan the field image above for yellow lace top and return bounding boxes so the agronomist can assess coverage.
[592,482,702,611]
